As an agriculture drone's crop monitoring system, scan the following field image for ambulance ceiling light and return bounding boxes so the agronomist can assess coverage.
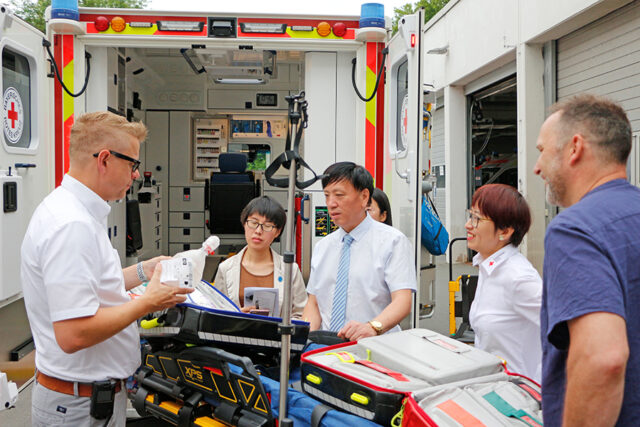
[240,22,287,34]
[214,78,265,85]
[157,20,204,32]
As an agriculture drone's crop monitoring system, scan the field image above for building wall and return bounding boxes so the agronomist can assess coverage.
[421,0,635,270]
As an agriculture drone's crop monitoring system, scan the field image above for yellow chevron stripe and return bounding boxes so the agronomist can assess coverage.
[365,65,377,123]
[63,59,74,122]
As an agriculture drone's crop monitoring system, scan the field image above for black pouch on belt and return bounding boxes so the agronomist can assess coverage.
[90,380,116,420]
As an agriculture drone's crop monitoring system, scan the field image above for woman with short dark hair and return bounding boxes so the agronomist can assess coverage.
[466,184,542,382]
[214,196,307,318]
[368,188,393,226]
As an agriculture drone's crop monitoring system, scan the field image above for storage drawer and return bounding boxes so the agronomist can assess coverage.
[169,227,205,243]
[169,243,202,256]
[169,186,205,211]
[169,211,205,228]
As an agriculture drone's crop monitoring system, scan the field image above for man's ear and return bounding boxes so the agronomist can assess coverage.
[361,188,370,208]
[568,134,586,166]
[95,150,110,175]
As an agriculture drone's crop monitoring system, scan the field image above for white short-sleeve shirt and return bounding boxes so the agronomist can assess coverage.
[307,214,417,332]
[469,244,543,382]
[21,175,140,382]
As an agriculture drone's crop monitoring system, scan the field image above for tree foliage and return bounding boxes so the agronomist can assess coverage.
[392,0,450,34]
[10,0,149,33]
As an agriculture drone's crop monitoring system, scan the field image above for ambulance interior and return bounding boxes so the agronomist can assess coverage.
[90,44,350,281]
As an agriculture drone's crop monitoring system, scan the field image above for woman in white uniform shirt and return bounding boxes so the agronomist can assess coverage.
[466,184,542,382]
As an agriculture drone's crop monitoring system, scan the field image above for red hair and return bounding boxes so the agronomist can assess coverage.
[471,184,531,246]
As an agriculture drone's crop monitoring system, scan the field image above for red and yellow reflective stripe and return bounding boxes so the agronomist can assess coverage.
[364,42,377,178]
[54,34,75,187]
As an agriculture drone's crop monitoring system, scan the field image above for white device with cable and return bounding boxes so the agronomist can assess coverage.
[160,236,220,287]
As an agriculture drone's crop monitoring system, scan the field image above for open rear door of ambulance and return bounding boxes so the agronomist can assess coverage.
[0,8,51,325]
[385,9,425,328]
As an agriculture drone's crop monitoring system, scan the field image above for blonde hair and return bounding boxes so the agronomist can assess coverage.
[69,111,147,161]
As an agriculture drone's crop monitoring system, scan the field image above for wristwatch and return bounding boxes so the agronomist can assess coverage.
[368,320,383,335]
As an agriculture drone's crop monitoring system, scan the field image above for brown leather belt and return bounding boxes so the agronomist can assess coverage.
[36,371,122,397]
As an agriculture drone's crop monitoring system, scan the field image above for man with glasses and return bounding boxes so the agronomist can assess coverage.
[21,111,193,426]
[534,94,640,425]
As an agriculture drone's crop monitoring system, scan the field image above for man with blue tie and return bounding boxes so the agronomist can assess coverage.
[302,162,416,341]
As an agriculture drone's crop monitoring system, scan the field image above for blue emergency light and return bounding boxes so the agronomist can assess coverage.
[360,3,385,28]
[51,0,79,21]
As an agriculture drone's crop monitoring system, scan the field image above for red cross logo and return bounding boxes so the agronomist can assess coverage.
[489,261,494,266]
[7,102,18,128]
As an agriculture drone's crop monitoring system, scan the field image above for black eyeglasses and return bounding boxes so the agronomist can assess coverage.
[93,150,141,173]
[245,219,277,232]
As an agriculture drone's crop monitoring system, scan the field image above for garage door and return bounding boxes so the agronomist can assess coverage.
[557,0,640,130]
[557,0,640,185]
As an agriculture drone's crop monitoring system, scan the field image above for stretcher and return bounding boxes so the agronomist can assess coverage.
[300,328,542,426]
[135,281,310,366]
[129,340,384,427]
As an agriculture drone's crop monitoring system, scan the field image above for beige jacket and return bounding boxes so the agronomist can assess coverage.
[213,246,307,319]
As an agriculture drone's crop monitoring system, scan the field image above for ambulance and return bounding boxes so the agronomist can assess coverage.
[0,4,434,359]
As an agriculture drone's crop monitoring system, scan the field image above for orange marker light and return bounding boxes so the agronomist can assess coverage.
[411,33,416,47]
[317,22,331,37]
[95,16,109,32]
[111,16,126,32]
[332,22,347,37]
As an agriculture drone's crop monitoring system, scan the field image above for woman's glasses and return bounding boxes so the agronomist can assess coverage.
[465,209,491,228]
[245,219,277,232]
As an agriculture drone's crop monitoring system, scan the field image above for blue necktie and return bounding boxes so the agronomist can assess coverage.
[330,234,354,331]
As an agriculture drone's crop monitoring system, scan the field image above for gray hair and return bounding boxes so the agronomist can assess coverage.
[550,94,631,165]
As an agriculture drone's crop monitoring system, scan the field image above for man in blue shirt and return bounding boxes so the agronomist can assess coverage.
[534,94,640,426]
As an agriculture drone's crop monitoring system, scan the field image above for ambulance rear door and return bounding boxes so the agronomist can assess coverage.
[0,9,52,306]
[385,9,425,328]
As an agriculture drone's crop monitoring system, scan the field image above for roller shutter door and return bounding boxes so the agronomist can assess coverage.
[557,0,640,186]
[557,0,640,131]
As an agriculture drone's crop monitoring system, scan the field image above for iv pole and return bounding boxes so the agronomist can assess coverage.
[276,92,308,426]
